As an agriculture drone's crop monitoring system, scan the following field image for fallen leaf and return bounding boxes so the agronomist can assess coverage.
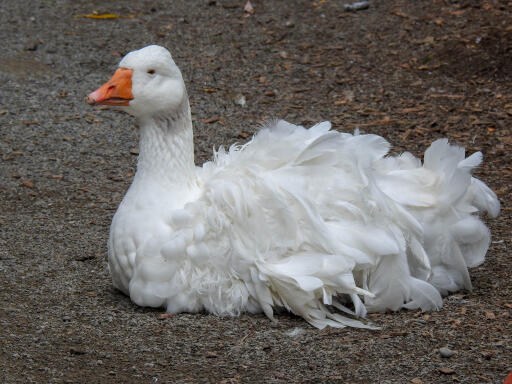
[400,106,425,113]
[75,12,135,19]
[438,367,455,375]
[158,313,174,320]
[81,13,119,19]
[20,180,34,189]
[485,311,496,320]
[243,1,254,14]
[202,88,217,93]
[202,117,220,124]
[411,378,423,384]
[429,94,465,99]
[392,10,410,18]
[237,132,250,139]
[353,116,393,127]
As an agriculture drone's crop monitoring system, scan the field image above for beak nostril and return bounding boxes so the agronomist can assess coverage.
[108,85,116,91]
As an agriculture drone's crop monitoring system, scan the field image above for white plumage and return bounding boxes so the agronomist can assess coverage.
[87,45,500,329]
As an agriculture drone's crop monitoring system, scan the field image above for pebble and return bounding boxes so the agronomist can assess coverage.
[344,1,370,12]
[24,40,39,51]
[285,327,306,337]
[439,347,455,358]
[233,94,246,107]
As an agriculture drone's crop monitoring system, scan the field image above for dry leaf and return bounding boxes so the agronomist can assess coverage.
[400,106,425,114]
[392,11,410,18]
[411,378,423,384]
[158,313,174,320]
[202,117,220,124]
[438,367,455,375]
[485,311,496,320]
[75,12,136,19]
[20,180,34,189]
[243,1,254,14]
[82,13,119,19]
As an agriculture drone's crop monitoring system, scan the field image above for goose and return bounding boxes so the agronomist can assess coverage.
[86,45,500,329]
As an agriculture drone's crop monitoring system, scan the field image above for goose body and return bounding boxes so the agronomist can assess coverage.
[87,45,500,328]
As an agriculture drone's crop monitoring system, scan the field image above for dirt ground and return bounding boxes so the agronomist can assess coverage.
[0,0,511,383]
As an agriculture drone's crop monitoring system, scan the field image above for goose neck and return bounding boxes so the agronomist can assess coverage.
[136,101,195,188]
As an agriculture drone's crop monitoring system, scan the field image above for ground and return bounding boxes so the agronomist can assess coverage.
[0,0,511,383]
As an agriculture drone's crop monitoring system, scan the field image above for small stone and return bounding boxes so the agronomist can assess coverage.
[285,20,295,28]
[234,94,246,107]
[344,1,370,11]
[144,362,155,368]
[25,41,39,51]
[439,347,455,358]
[62,315,71,322]
[285,327,306,337]
[69,347,86,355]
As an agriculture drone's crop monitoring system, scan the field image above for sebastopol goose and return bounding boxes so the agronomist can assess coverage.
[86,45,500,328]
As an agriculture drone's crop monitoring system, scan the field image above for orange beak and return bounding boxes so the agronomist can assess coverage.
[86,68,134,106]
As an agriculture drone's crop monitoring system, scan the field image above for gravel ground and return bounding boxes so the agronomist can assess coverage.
[1,1,511,383]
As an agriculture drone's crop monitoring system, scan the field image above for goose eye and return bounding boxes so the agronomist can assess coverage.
[147,69,155,75]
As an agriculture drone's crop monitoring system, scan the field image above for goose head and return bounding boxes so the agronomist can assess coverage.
[86,45,187,119]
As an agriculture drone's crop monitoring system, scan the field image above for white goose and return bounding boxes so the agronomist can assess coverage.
[86,45,500,329]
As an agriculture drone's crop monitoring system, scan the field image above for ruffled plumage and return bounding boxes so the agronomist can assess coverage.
[109,120,499,329]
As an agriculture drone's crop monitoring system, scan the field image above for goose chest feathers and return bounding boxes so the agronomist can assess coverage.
[86,45,500,329]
